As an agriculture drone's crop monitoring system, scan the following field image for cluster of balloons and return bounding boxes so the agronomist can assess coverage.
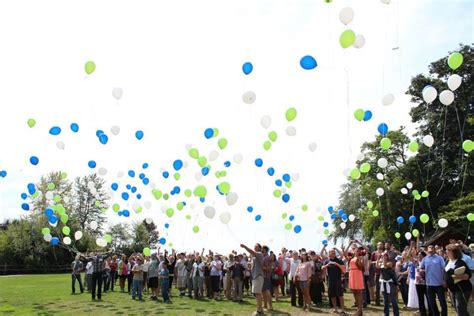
[338,7,365,49]
[354,109,372,122]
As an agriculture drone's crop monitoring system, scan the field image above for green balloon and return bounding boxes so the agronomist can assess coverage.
[112,203,120,212]
[60,214,69,224]
[318,215,324,221]
[32,191,39,199]
[447,52,463,70]
[193,185,207,198]
[412,229,420,237]
[408,141,419,153]
[177,202,184,211]
[421,190,429,198]
[302,205,308,211]
[324,229,329,236]
[285,107,297,122]
[198,156,207,167]
[54,195,61,203]
[380,137,392,150]
[367,201,373,209]
[41,227,50,235]
[284,223,292,230]
[184,189,192,197]
[174,172,180,181]
[285,181,292,188]
[218,182,231,194]
[340,30,356,48]
[263,141,271,151]
[395,232,401,239]
[462,140,473,153]
[415,194,421,200]
[273,189,282,198]
[350,168,361,180]
[412,190,419,197]
[268,131,278,142]
[186,214,191,220]
[166,208,175,218]
[163,193,169,200]
[95,200,101,208]
[84,61,96,74]
[372,210,379,217]
[218,138,228,150]
[47,183,55,190]
[152,189,162,200]
[104,234,112,243]
[56,204,66,215]
[62,226,70,235]
[354,108,364,121]
[143,247,151,256]
[27,118,36,128]
[420,213,430,224]
[61,172,68,179]
[192,225,200,233]
[360,162,371,173]
[213,128,219,137]
[282,212,287,219]
[467,213,474,222]
[188,148,199,159]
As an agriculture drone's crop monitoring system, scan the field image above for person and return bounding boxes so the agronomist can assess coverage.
[241,243,264,315]
[445,244,472,316]
[322,248,346,314]
[380,258,399,316]
[102,258,110,293]
[131,256,144,301]
[261,246,273,311]
[270,253,283,302]
[119,256,128,293]
[347,243,365,316]
[185,254,195,298]
[192,255,205,299]
[407,252,419,310]
[278,249,288,297]
[309,252,324,305]
[395,255,409,307]
[127,255,135,293]
[148,254,159,300]
[371,242,384,306]
[224,254,235,300]
[295,252,313,311]
[142,256,150,292]
[204,256,212,298]
[159,257,171,303]
[109,256,117,292]
[71,254,84,294]
[210,255,222,300]
[230,254,245,302]
[175,252,187,296]
[85,258,93,292]
[289,251,303,307]
[91,254,105,301]
[420,245,448,316]
[415,251,429,316]
[165,250,176,294]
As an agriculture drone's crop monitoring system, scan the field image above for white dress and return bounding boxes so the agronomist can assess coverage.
[407,262,418,308]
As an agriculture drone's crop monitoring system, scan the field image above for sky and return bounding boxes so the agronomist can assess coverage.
[0,0,472,253]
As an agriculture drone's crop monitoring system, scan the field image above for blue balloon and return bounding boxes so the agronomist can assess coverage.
[322,240,328,245]
[267,167,275,176]
[255,158,263,167]
[49,215,58,224]
[30,156,39,165]
[330,213,337,220]
[204,128,214,139]
[255,215,262,221]
[224,161,231,168]
[128,170,135,177]
[338,209,345,216]
[397,216,404,224]
[122,210,130,217]
[27,183,36,195]
[173,186,180,194]
[118,211,123,216]
[88,160,96,168]
[126,184,131,190]
[202,167,209,176]
[409,215,417,224]
[0,170,6,178]
[173,159,183,171]
[159,237,166,245]
[247,206,253,213]
[328,206,334,212]
[165,223,170,229]
[21,193,27,200]
[143,178,149,185]
[378,123,389,135]
[21,203,30,211]
[136,194,142,200]
[96,130,104,137]
[199,197,205,203]
[323,221,329,228]
[162,171,169,179]
[289,215,295,221]
[50,237,59,246]
[131,187,137,194]
[45,208,54,217]
[275,179,282,187]
[294,225,302,233]
[70,123,79,133]
[342,214,348,221]
[242,62,253,75]
[135,130,144,140]
[139,173,145,179]
[300,55,317,70]
[282,174,290,182]
[363,111,372,121]
[99,134,108,145]
[282,194,290,203]
[142,163,149,169]
[121,192,129,201]
[49,126,61,136]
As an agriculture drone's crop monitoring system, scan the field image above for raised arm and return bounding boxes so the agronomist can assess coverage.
[240,244,256,256]
[320,244,328,259]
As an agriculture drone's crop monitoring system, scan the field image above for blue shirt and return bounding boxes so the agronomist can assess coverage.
[462,253,474,270]
[420,254,445,286]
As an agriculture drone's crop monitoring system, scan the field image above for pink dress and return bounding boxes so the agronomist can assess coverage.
[349,258,364,290]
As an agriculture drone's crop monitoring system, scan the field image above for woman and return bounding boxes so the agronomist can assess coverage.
[445,244,472,316]
[414,251,428,316]
[119,256,128,293]
[380,259,399,316]
[210,255,222,300]
[204,256,212,298]
[407,253,419,310]
[348,246,365,316]
[295,252,312,311]
[395,255,409,307]
[270,253,283,301]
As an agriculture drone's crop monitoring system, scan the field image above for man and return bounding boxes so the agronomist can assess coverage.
[109,256,118,291]
[91,253,105,301]
[71,254,84,294]
[223,254,235,300]
[241,243,264,315]
[230,254,245,302]
[289,251,303,307]
[148,254,159,300]
[185,254,195,298]
[131,256,144,301]
[420,245,447,316]
[175,253,187,296]
[384,242,399,266]
[309,252,324,305]
[322,249,346,314]
[85,258,93,292]
[261,246,273,311]
[278,248,289,296]
[371,242,384,306]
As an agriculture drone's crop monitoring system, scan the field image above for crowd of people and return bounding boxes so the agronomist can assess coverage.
[69,238,474,315]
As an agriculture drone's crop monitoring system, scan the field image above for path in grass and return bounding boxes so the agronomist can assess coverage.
[0,274,435,315]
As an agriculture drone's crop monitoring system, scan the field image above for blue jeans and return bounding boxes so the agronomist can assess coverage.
[132,279,143,299]
[382,283,399,316]
[71,273,83,293]
[162,279,170,302]
[426,285,447,316]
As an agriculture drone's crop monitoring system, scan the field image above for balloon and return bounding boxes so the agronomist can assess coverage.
[397,216,404,224]
[339,7,354,25]
[284,223,292,230]
[27,118,36,128]
[350,168,361,180]
[70,123,79,133]
[367,201,373,209]
[340,30,356,48]
[143,247,151,256]
[90,221,98,230]
[43,234,52,242]
[242,62,253,75]
[363,110,372,121]
[421,190,429,198]
[380,138,391,150]
[255,158,263,167]
[208,150,219,161]
[294,225,302,234]
[422,86,437,104]
[189,148,199,159]
[51,237,59,246]
[340,222,347,229]
[349,214,355,222]
[438,218,448,228]
[308,142,317,152]
[226,192,238,206]
[285,108,297,122]
[192,225,200,233]
[255,215,262,221]
[354,109,364,121]
[406,182,413,189]
[382,94,395,106]
[372,210,379,217]
[439,90,454,106]
[260,115,272,129]
[135,130,144,140]
[219,212,231,224]
[166,208,174,218]
[193,185,207,198]
[447,74,462,91]
[62,226,70,235]
[395,232,400,239]
[0,170,7,178]
[376,173,384,180]
[420,214,430,224]
[85,61,96,74]
[282,194,290,203]
[376,187,384,196]
[401,188,408,195]
[423,135,434,147]
[285,126,296,136]
[467,213,474,222]
[112,88,123,100]
[378,123,389,135]
[408,141,419,153]
[300,55,317,70]
[204,128,214,139]
[233,153,243,164]
[173,159,183,171]
[353,34,366,48]
[49,126,61,136]
[218,138,228,150]
[63,237,72,245]
[447,52,463,70]
[405,232,412,240]
[30,156,39,165]
[242,91,256,104]
[110,126,120,135]
[218,182,231,194]
[99,134,108,145]
[462,140,473,153]
[88,160,96,168]
[96,238,107,248]
[377,158,388,168]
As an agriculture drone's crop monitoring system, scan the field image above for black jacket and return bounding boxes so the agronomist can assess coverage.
[445,259,472,293]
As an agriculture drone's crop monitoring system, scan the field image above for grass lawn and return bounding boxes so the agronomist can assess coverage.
[0,274,445,315]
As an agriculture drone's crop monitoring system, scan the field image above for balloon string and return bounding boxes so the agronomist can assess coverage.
[436,106,449,196]
[465,222,471,244]
[345,68,352,164]
[459,155,470,198]
[226,224,240,245]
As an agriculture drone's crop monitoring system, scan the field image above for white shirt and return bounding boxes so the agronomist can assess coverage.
[142,261,150,273]
[176,259,186,277]
[289,258,301,280]
[445,259,457,272]
[86,262,93,275]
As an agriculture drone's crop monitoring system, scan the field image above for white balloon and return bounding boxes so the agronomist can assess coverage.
[422,85,437,104]
[353,34,365,49]
[376,187,385,196]
[96,238,107,248]
[315,206,321,213]
[439,90,454,106]
[90,221,98,230]
[63,237,72,245]
[308,142,317,152]
[208,150,219,161]
[233,153,243,164]
[376,173,384,180]
[48,220,58,227]
[144,201,152,210]
[406,182,413,189]
[43,234,52,242]
[292,173,300,182]
[117,171,124,178]
[90,188,97,195]
[226,192,238,206]
[242,91,256,104]
[380,0,391,4]
[112,87,123,100]
[195,172,202,181]
[400,188,408,195]
[286,126,296,136]
[111,125,120,136]
[74,231,83,240]
[349,214,356,222]
[185,144,192,151]
[377,158,388,168]
[219,212,231,225]
[447,74,462,91]
[45,192,54,200]
[438,218,448,228]
[145,217,153,224]
[382,93,395,106]
[405,232,412,240]
[204,206,216,219]
[56,141,65,150]
[260,116,272,129]
[356,153,365,161]
[423,135,434,147]
[340,222,347,229]
[98,167,108,176]
[339,7,354,25]
[63,196,70,204]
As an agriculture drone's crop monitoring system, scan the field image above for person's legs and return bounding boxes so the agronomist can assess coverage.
[426,286,440,316]
[433,286,447,316]
[290,280,296,306]
[383,289,390,316]
[416,284,427,316]
[330,297,338,312]
[375,273,381,305]
[187,275,193,298]
[389,284,399,316]
[296,282,303,307]
[77,273,84,293]
[137,280,143,300]
[71,274,76,294]
[91,273,97,300]
[110,272,115,291]
[364,275,370,305]
[338,295,345,312]
[132,279,137,299]
[128,274,133,293]
[280,272,286,296]
[454,290,471,316]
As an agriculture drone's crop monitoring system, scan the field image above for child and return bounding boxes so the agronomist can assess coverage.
[380,259,399,316]
[159,259,171,303]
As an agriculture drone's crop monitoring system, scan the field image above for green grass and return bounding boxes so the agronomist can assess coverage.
[0,274,442,315]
